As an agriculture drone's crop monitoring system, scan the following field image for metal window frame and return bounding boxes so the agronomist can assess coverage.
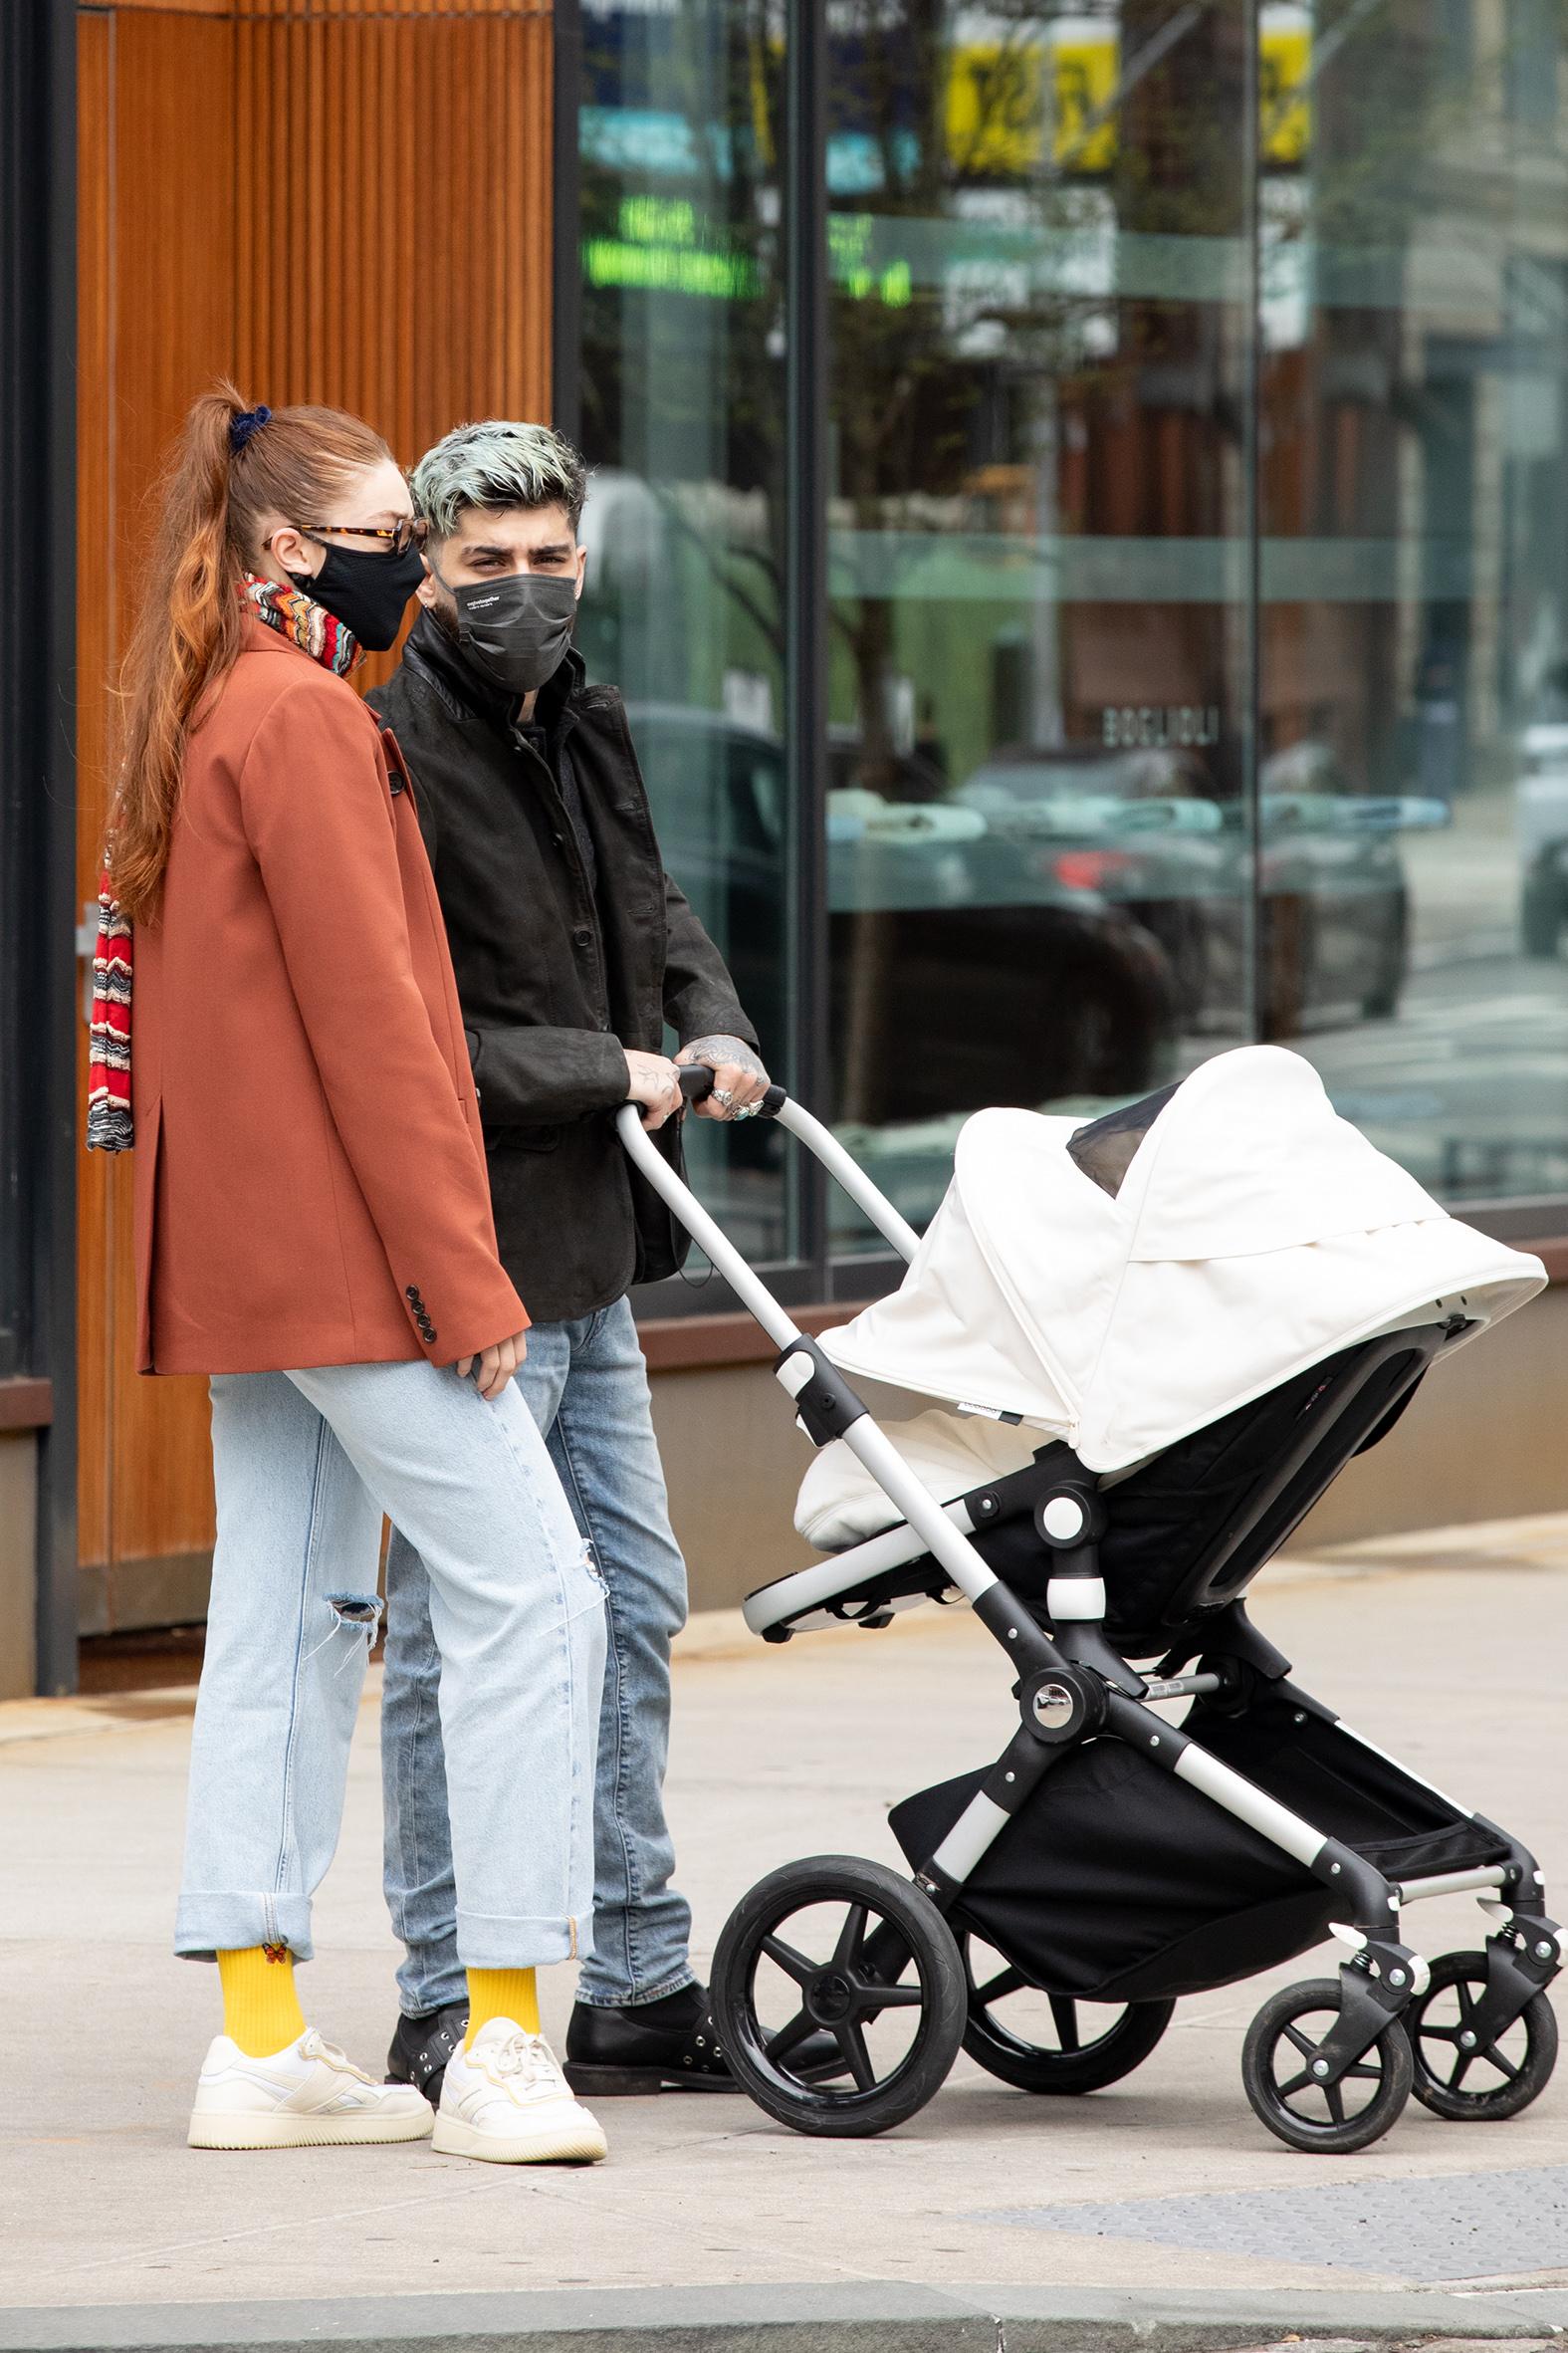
[551,0,583,451]
[2,0,79,1692]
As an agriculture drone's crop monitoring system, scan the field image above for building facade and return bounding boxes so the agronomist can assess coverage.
[6,0,1568,1694]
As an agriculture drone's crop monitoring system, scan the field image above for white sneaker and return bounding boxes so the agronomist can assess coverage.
[188,2028,435,2150]
[433,2018,608,2165]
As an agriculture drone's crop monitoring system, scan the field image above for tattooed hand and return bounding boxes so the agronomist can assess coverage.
[675,1035,771,1120]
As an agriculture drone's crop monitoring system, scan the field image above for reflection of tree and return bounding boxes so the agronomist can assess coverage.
[579,2,790,692]
[828,2,1253,789]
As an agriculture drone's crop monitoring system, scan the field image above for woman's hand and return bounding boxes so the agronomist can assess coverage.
[456,1329,529,1399]
[676,1035,771,1121]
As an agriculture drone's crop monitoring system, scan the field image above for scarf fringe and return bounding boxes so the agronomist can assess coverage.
[86,581,362,1154]
[86,880,134,1153]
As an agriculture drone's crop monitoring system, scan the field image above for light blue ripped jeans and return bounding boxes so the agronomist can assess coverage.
[382,1298,694,2015]
[175,1359,606,1971]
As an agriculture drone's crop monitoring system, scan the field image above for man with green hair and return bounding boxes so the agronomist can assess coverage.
[369,420,819,2102]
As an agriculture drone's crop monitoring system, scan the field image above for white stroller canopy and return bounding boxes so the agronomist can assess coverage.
[819,1047,1545,1475]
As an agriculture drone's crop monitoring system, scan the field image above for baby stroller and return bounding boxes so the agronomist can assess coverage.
[622,1048,1561,2151]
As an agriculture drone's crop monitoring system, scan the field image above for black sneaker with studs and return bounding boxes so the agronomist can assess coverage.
[386,1999,470,2107]
[563,1981,843,2096]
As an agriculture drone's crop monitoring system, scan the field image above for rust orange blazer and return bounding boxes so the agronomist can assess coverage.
[132,616,527,1375]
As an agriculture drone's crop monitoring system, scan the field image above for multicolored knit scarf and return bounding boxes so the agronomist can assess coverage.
[87,580,362,1153]
[86,891,133,1151]
[242,571,363,678]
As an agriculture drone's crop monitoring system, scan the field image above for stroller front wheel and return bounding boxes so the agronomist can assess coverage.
[710,1854,967,2139]
[1407,1950,1559,2121]
[1242,1977,1413,2154]
[958,1930,1176,2094]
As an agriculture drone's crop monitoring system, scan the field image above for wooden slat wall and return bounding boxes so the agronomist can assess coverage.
[76,0,555,1629]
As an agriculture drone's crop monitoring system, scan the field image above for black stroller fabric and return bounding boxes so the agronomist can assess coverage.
[1086,1342,1431,1649]
[808,1334,1440,1656]
[889,1696,1511,2004]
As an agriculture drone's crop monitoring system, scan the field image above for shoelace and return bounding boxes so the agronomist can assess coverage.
[476,2029,559,2089]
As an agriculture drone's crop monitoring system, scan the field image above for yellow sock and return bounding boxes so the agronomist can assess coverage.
[466,1967,540,2045]
[217,1945,308,2057]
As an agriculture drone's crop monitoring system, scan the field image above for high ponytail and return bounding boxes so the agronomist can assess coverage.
[109,379,392,920]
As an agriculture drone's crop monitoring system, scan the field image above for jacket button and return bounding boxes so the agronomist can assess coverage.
[572,926,592,949]
[405,1286,421,1303]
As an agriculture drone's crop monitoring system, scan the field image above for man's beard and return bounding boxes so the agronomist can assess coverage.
[428,592,462,646]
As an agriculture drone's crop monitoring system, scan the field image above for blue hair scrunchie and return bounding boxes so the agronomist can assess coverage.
[229,404,272,457]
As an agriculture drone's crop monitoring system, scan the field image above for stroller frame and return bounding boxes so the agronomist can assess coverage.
[620,1079,1562,2147]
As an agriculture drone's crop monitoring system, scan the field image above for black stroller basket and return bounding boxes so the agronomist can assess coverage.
[618,1068,1560,2151]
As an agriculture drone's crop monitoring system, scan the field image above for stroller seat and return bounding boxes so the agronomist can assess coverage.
[795,1407,1040,1549]
[750,1319,1461,1650]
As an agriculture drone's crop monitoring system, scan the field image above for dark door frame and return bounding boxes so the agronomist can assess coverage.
[2,0,80,1693]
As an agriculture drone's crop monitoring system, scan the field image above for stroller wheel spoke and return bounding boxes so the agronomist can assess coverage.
[1275,2067,1313,2097]
[864,1981,923,2007]
[764,2007,816,2068]
[1323,2080,1346,2126]
[1345,2062,1382,2082]
[761,1933,815,1986]
[975,1965,1027,2006]
[832,1903,869,1973]
[1480,2045,1519,2083]
[1281,2022,1318,2059]
[1048,1996,1081,2052]
[836,2018,878,2093]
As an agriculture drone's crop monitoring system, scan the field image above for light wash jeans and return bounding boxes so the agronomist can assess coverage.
[382,1297,693,2014]
[177,1359,605,1971]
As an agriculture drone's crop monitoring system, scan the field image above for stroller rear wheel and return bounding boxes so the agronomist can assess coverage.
[958,1930,1176,2094]
[1407,1950,1559,2121]
[1242,1977,1413,2154]
[710,1855,966,2138]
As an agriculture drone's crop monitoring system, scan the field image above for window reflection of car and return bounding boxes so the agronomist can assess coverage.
[624,702,1178,1125]
[1514,722,1568,958]
[957,740,1440,1033]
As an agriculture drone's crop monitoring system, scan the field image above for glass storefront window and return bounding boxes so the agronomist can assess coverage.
[578,0,1568,1309]
[1261,2,1568,1209]
[577,0,795,1266]
[823,1,1254,1247]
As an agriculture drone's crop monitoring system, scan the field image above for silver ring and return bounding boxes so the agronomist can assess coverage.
[735,1101,759,1121]
[713,1086,735,1107]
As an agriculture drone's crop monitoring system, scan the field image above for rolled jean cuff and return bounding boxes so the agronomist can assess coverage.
[574,1968,699,2010]
[456,1908,592,1972]
[174,1892,315,1963]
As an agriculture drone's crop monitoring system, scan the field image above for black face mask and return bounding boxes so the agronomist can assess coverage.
[434,566,578,698]
[288,538,426,653]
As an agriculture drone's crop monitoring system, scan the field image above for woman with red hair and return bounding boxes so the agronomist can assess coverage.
[92,384,608,2168]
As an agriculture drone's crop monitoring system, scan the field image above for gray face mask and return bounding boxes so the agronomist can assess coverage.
[434,565,578,696]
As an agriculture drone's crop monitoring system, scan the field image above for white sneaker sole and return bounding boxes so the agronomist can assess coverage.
[431,2112,608,2166]
[188,2107,434,2151]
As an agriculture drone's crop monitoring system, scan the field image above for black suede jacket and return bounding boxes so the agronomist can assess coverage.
[369,614,757,1323]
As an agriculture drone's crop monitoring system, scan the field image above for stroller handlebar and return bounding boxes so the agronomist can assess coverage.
[671,1063,789,1117]
[618,1076,920,1271]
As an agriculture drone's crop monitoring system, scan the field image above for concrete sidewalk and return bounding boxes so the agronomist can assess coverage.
[5,1517,1568,2347]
